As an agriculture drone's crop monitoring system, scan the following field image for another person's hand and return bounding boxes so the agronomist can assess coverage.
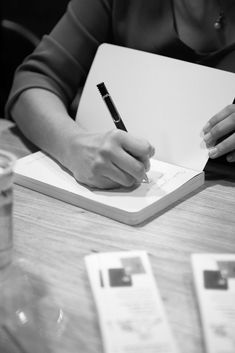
[203,104,235,162]
[67,129,155,189]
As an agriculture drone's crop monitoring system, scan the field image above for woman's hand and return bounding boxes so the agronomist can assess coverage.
[203,104,235,162]
[67,129,155,189]
[11,89,154,189]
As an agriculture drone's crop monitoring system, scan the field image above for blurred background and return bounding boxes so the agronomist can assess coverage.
[1,0,70,117]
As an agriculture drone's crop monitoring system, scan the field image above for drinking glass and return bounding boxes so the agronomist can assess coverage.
[0,150,66,353]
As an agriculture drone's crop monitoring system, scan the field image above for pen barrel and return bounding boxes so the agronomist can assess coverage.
[104,96,127,131]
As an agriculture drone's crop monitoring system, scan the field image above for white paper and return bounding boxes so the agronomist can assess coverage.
[85,250,178,353]
[76,44,235,171]
[191,253,235,353]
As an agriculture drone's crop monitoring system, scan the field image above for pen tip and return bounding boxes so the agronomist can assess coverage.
[142,174,149,184]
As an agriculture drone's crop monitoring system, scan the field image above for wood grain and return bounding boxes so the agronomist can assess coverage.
[0,119,235,353]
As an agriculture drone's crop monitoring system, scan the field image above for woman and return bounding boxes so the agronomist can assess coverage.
[6,0,235,188]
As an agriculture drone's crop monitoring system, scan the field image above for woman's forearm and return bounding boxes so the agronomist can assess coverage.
[11,88,80,169]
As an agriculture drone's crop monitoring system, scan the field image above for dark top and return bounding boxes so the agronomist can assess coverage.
[5,0,235,118]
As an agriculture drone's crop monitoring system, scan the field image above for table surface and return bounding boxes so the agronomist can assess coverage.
[0,118,235,353]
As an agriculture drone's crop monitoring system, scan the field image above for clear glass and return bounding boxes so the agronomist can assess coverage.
[0,150,66,352]
[0,150,15,269]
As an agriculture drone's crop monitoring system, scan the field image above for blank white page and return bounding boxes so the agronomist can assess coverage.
[76,44,235,171]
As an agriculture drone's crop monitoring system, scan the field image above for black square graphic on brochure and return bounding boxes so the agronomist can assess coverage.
[108,268,132,287]
[203,270,228,290]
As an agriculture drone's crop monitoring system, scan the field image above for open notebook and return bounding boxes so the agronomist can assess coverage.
[14,153,203,225]
[14,44,235,225]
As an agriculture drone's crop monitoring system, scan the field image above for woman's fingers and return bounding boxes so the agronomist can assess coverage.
[203,105,235,161]
[203,105,235,133]
[121,131,155,160]
[208,132,235,160]
[204,116,235,147]
[226,150,235,162]
[71,129,155,189]
[106,130,155,182]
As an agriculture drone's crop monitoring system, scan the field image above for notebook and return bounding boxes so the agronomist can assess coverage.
[14,44,235,225]
[14,152,203,225]
[76,44,235,172]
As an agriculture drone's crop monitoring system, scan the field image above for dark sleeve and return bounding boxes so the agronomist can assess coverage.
[5,0,112,118]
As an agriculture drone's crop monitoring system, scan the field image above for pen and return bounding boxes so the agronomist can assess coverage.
[96,82,149,183]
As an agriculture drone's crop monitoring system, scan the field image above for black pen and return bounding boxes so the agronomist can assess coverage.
[96,82,149,183]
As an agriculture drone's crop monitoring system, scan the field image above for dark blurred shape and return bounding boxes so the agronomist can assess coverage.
[0,19,40,117]
[0,0,70,118]
[2,0,69,38]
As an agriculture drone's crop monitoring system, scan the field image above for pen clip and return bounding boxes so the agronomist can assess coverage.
[112,115,121,123]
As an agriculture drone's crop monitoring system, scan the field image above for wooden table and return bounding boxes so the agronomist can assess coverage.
[0,118,235,353]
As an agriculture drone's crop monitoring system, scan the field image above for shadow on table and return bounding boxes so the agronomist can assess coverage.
[204,156,235,183]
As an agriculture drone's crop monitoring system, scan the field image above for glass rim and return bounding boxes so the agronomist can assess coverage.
[0,149,16,174]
